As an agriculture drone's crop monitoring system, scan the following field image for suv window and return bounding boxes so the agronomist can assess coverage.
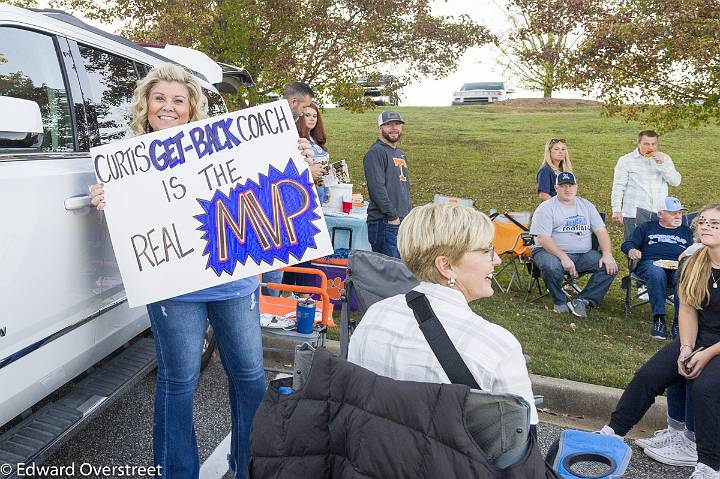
[462,82,505,91]
[77,44,139,145]
[0,27,74,152]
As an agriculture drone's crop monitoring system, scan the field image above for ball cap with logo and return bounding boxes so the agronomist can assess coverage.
[555,171,577,186]
[377,110,405,126]
[657,196,687,212]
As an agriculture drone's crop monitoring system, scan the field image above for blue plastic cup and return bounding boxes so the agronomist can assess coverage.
[296,299,316,334]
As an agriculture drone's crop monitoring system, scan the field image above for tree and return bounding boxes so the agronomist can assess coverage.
[52,0,491,110]
[495,0,604,99]
[7,0,38,7]
[573,0,720,132]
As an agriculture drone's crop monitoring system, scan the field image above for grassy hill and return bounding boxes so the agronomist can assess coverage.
[321,101,718,388]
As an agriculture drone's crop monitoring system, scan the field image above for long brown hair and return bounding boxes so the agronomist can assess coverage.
[678,203,720,309]
[296,103,328,152]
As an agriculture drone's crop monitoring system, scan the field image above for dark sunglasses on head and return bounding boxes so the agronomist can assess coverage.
[549,138,566,145]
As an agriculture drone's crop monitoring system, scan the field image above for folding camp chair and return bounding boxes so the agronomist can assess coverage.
[621,208,697,319]
[260,265,335,373]
[339,250,419,359]
[489,212,532,293]
[525,213,606,304]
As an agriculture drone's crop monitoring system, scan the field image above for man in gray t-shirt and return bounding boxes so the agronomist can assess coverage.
[530,172,619,317]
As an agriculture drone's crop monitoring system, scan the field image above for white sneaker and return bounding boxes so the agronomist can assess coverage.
[689,463,720,479]
[644,431,698,467]
[595,425,624,440]
[635,426,678,449]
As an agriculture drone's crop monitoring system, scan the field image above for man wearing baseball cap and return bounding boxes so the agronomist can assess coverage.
[362,110,410,258]
[530,172,618,317]
[621,196,694,339]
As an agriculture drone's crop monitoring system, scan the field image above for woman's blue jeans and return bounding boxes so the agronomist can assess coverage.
[146,291,265,479]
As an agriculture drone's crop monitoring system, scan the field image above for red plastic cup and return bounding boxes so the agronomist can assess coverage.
[342,200,352,214]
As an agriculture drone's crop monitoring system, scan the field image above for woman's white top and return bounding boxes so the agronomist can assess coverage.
[348,281,538,424]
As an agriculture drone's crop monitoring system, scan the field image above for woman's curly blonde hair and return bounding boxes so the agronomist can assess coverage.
[129,63,209,136]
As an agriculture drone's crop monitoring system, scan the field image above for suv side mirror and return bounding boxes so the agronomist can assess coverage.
[0,96,44,149]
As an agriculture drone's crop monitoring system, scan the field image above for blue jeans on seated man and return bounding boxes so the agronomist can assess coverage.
[367,218,400,258]
[532,248,617,306]
[146,293,265,479]
[634,260,676,316]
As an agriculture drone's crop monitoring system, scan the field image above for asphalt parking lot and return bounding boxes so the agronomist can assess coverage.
[36,352,689,479]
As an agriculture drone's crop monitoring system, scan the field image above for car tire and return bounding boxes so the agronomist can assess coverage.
[200,321,216,371]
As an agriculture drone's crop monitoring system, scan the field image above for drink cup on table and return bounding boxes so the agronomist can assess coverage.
[342,195,353,214]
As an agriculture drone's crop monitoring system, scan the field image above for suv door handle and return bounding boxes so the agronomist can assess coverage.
[64,195,92,211]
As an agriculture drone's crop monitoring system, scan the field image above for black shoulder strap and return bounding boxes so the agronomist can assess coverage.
[405,290,481,389]
[503,212,530,232]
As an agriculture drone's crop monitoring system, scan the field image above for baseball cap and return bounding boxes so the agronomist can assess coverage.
[377,110,405,126]
[657,196,687,212]
[555,171,577,186]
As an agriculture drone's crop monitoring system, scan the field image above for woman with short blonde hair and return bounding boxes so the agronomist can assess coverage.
[399,202,494,285]
[536,138,573,201]
[349,203,540,426]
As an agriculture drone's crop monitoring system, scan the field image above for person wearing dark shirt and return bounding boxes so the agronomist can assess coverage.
[622,196,694,339]
[599,203,720,479]
[536,138,574,201]
[363,110,411,258]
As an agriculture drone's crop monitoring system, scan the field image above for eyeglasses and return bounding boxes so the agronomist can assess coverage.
[549,138,566,145]
[475,243,495,259]
[696,219,720,229]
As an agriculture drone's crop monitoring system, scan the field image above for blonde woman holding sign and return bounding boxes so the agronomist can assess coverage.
[90,63,313,479]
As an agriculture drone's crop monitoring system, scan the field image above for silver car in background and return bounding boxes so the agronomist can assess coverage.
[451,81,511,105]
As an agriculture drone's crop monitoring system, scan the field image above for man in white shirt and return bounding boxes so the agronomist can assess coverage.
[611,130,682,240]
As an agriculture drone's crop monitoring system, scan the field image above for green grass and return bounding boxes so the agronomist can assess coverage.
[320,102,719,389]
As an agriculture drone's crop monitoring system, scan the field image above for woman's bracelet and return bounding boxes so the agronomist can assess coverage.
[680,344,694,351]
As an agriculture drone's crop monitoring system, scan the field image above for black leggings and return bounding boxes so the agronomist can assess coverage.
[608,339,720,470]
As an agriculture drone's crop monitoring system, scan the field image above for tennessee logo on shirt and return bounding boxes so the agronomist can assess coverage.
[393,157,407,182]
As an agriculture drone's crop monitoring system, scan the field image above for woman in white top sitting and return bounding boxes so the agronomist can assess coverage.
[348,202,539,425]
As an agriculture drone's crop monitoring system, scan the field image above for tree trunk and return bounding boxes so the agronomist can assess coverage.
[543,62,554,99]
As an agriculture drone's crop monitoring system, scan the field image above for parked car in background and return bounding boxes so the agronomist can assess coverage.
[357,74,403,106]
[451,81,512,105]
[0,5,245,475]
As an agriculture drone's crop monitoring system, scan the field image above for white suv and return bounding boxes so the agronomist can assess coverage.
[0,6,246,473]
[451,81,511,105]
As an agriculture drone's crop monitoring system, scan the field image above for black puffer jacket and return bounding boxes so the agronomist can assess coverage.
[251,350,556,479]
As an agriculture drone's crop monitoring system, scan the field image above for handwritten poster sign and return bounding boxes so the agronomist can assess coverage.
[92,100,333,307]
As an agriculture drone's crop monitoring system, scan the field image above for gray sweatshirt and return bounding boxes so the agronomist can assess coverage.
[363,140,411,222]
